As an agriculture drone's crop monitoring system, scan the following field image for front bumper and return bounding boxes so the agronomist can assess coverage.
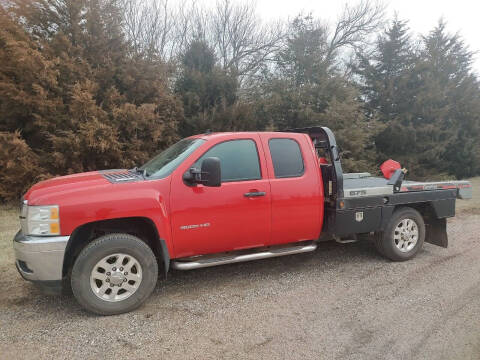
[13,230,69,283]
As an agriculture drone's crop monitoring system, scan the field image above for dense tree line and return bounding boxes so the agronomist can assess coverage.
[1,0,479,201]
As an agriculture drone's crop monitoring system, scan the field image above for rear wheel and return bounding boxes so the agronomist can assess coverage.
[71,233,158,315]
[374,207,425,261]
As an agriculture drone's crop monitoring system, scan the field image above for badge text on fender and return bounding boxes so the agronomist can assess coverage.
[180,223,211,230]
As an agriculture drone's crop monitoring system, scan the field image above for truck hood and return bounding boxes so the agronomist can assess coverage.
[24,170,118,205]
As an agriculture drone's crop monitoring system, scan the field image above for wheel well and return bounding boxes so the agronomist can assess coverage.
[63,217,166,278]
[394,203,435,222]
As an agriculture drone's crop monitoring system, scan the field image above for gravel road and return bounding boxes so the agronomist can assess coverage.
[1,212,479,360]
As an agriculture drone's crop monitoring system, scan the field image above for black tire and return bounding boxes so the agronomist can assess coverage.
[71,233,158,315]
[374,207,425,261]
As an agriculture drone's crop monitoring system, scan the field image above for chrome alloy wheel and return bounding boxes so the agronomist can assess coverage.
[90,253,143,302]
[393,218,419,253]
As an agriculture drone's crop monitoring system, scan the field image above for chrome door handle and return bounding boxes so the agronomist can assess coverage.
[244,191,266,197]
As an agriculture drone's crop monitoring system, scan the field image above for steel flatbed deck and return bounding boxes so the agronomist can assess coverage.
[343,172,472,200]
[287,126,472,244]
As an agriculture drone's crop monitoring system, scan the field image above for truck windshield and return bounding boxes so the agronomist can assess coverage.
[140,138,205,178]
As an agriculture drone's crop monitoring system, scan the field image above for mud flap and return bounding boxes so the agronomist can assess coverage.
[159,239,170,278]
[425,217,448,248]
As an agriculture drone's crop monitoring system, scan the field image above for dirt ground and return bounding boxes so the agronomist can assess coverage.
[0,180,479,360]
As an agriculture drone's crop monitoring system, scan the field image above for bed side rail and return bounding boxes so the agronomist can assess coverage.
[401,181,472,200]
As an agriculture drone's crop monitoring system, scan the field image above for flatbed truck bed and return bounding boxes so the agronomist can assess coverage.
[288,127,472,247]
[343,172,472,200]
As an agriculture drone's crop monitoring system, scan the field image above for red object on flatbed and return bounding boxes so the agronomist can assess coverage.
[380,159,401,179]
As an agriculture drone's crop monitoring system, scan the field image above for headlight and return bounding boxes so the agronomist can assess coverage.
[23,205,60,236]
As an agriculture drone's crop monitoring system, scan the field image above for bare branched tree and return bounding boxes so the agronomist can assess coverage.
[121,0,176,58]
[210,0,285,80]
[169,0,209,59]
[120,0,382,85]
[121,0,211,61]
[327,0,385,61]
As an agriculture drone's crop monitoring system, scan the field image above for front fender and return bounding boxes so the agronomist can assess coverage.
[58,180,174,257]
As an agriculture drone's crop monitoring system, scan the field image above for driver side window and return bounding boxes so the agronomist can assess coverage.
[195,139,261,182]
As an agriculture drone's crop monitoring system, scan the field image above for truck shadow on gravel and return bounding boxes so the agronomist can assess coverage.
[164,239,382,286]
[3,239,386,317]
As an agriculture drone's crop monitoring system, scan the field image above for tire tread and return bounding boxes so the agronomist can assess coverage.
[71,233,158,315]
[374,207,425,262]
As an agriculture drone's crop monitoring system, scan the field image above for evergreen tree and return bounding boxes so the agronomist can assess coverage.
[1,1,479,202]
[354,18,422,174]
[0,1,182,201]
[419,21,480,177]
[0,7,64,148]
[256,15,377,172]
[175,40,239,136]
[355,19,480,179]
[355,17,415,122]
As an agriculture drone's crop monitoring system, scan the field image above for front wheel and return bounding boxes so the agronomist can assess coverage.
[374,207,425,261]
[71,233,158,315]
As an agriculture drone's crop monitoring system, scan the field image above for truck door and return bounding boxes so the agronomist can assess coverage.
[170,135,271,258]
[260,134,323,245]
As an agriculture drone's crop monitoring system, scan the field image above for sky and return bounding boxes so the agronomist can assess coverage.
[253,0,480,73]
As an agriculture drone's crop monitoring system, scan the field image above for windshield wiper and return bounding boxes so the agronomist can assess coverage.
[131,167,147,178]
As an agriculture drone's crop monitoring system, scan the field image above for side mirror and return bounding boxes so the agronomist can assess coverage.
[201,157,221,187]
[182,157,221,187]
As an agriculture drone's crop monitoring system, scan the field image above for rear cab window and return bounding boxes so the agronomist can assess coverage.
[268,138,305,178]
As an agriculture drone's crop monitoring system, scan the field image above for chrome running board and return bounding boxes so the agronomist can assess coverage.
[171,241,317,270]
[334,234,358,244]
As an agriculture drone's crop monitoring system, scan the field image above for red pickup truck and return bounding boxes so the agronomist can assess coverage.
[14,127,472,315]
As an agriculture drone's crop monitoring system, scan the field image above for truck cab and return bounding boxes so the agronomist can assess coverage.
[14,128,471,315]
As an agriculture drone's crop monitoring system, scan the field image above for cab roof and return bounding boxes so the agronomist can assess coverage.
[189,131,302,141]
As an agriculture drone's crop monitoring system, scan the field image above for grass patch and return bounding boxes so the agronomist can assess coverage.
[0,205,19,267]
